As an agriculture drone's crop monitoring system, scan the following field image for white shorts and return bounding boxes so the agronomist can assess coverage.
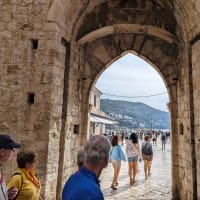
[111,159,121,167]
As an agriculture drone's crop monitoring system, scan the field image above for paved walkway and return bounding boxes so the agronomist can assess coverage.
[100,138,172,200]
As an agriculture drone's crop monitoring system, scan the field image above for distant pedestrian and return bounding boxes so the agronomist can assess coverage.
[141,135,153,180]
[109,135,126,190]
[166,131,170,142]
[62,135,111,200]
[152,133,157,146]
[121,131,125,146]
[161,133,166,151]
[125,133,141,185]
[77,148,84,169]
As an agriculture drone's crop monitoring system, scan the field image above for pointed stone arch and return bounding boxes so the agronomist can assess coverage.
[81,32,178,100]
[69,2,182,200]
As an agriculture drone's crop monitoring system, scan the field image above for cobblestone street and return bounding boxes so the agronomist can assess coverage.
[100,137,172,200]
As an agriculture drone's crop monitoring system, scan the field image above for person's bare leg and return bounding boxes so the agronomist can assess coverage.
[128,162,133,185]
[112,164,120,183]
[147,161,152,176]
[143,160,148,179]
[111,163,118,189]
[111,165,120,189]
[132,161,138,184]
[114,165,120,185]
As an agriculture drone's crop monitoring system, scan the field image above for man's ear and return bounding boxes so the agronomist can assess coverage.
[0,148,6,155]
[104,155,109,167]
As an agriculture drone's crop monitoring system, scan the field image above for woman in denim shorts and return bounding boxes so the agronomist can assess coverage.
[126,133,141,185]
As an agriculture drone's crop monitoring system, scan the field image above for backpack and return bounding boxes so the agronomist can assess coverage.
[142,142,152,155]
[10,172,23,200]
[161,134,166,140]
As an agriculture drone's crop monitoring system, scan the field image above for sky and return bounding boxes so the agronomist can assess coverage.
[95,53,169,112]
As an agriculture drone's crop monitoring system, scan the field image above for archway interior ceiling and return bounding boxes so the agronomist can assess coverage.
[84,33,178,82]
[76,0,177,41]
[74,0,180,87]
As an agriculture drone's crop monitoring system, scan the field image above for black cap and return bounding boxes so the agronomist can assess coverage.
[0,134,21,149]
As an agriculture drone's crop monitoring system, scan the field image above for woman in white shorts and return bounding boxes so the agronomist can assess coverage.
[109,135,126,190]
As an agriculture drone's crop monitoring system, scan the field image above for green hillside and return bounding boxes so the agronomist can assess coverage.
[100,99,169,129]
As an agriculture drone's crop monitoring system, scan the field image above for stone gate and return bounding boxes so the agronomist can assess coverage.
[0,0,200,200]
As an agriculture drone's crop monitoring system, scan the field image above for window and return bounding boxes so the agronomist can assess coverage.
[94,95,96,107]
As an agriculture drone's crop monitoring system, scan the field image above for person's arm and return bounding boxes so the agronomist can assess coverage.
[7,173,22,200]
[125,143,128,154]
[7,174,22,190]
[150,142,153,156]
[109,147,113,162]
[8,187,18,200]
[137,144,142,161]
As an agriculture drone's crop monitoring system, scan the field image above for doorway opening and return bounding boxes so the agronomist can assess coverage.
[89,52,171,199]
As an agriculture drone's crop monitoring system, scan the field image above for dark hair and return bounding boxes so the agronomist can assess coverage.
[77,148,84,168]
[144,135,150,141]
[130,133,138,143]
[111,135,118,146]
[17,150,36,168]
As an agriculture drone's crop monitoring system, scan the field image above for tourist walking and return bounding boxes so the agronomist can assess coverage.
[141,135,153,180]
[121,131,125,146]
[62,135,111,200]
[161,132,166,151]
[76,148,84,169]
[109,135,126,190]
[7,150,42,200]
[0,134,21,200]
[152,132,157,146]
[125,133,141,185]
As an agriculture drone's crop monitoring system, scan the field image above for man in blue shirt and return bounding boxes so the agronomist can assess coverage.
[62,135,111,200]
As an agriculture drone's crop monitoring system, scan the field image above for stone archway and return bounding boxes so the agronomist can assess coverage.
[79,31,179,194]
[61,1,195,200]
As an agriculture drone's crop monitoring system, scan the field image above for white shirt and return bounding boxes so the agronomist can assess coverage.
[0,172,8,200]
[126,141,140,158]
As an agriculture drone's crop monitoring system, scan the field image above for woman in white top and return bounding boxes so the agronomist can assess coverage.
[125,133,141,185]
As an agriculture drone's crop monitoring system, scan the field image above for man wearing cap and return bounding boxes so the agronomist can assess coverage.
[0,134,21,200]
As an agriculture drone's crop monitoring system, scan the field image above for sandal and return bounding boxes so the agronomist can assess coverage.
[130,178,133,185]
[115,182,118,186]
[111,185,117,190]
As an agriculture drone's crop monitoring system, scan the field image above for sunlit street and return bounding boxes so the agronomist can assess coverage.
[100,136,172,200]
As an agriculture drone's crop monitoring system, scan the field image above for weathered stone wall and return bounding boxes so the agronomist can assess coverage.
[191,41,200,200]
[174,1,200,199]
[175,0,200,41]
[176,46,193,199]
[0,0,54,195]
[0,1,83,199]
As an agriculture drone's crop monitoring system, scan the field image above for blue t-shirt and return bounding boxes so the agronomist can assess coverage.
[62,167,104,200]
